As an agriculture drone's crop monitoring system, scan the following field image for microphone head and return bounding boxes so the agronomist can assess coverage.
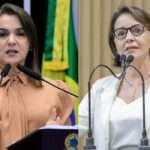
[120,54,126,61]
[120,54,126,67]
[114,54,122,66]
[126,55,134,65]
[1,64,11,77]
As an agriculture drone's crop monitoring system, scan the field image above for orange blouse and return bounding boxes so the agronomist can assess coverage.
[0,72,74,150]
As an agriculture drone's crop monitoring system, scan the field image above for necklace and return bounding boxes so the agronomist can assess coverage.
[124,75,150,103]
[124,74,150,88]
[118,75,150,103]
[124,78,134,87]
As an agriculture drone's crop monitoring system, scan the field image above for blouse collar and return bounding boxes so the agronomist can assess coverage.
[0,70,28,87]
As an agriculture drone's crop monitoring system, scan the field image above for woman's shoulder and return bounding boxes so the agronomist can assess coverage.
[41,77,69,94]
[43,77,67,86]
[92,75,118,90]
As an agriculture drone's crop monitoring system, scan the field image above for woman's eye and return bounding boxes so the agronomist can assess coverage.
[133,28,142,33]
[16,31,25,36]
[118,30,126,36]
[16,28,26,36]
[0,31,9,37]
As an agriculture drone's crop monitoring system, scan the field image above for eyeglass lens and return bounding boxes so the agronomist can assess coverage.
[114,24,145,40]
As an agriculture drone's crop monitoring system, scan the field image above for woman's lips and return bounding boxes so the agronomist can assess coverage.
[126,46,139,51]
[6,49,18,56]
[123,47,139,56]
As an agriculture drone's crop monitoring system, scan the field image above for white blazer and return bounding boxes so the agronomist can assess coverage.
[79,75,150,150]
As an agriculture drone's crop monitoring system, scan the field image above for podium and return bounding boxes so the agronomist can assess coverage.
[7,125,78,150]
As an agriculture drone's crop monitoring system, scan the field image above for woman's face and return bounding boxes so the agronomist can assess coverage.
[0,14,30,66]
[114,13,150,60]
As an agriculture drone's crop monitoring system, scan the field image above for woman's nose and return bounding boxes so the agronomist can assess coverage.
[7,34,17,45]
[125,30,135,42]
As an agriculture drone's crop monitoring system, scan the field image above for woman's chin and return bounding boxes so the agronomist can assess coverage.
[2,59,24,65]
[7,62,17,65]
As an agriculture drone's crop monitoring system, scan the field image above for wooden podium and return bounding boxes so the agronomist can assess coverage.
[7,125,78,150]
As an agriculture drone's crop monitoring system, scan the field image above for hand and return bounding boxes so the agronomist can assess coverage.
[46,107,61,125]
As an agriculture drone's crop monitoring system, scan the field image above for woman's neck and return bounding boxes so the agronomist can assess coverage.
[125,56,150,80]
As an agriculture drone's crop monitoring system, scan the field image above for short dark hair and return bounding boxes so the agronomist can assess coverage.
[0,3,41,85]
[108,6,150,66]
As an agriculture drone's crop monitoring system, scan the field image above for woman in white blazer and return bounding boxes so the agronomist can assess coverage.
[79,6,150,150]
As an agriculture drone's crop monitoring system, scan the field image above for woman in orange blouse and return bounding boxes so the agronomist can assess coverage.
[0,3,74,149]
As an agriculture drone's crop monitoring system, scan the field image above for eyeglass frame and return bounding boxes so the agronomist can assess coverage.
[113,24,149,40]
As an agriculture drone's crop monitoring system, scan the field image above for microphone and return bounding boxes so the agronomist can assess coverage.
[120,55,150,149]
[84,54,148,150]
[125,63,150,149]
[125,64,150,150]
[0,64,11,85]
[84,55,134,150]
[120,54,126,68]
[1,64,11,77]
[126,55,134,66]
[119,55,134,79]
[114,54,150,149]
[84,64,120,150]
[17,64,78,98]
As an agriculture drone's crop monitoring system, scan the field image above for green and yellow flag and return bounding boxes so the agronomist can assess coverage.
[42,0,78,125]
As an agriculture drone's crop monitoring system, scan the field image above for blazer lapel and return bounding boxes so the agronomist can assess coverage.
[93,80,118,150]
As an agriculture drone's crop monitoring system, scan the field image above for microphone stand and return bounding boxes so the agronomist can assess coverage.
[84,55,148,150]
[84,64,119,150]
[128,64,150,150]
[41,78,78,98]
[17,64,78,98]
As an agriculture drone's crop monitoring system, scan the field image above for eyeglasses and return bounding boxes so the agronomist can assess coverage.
[114,24,146,40]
